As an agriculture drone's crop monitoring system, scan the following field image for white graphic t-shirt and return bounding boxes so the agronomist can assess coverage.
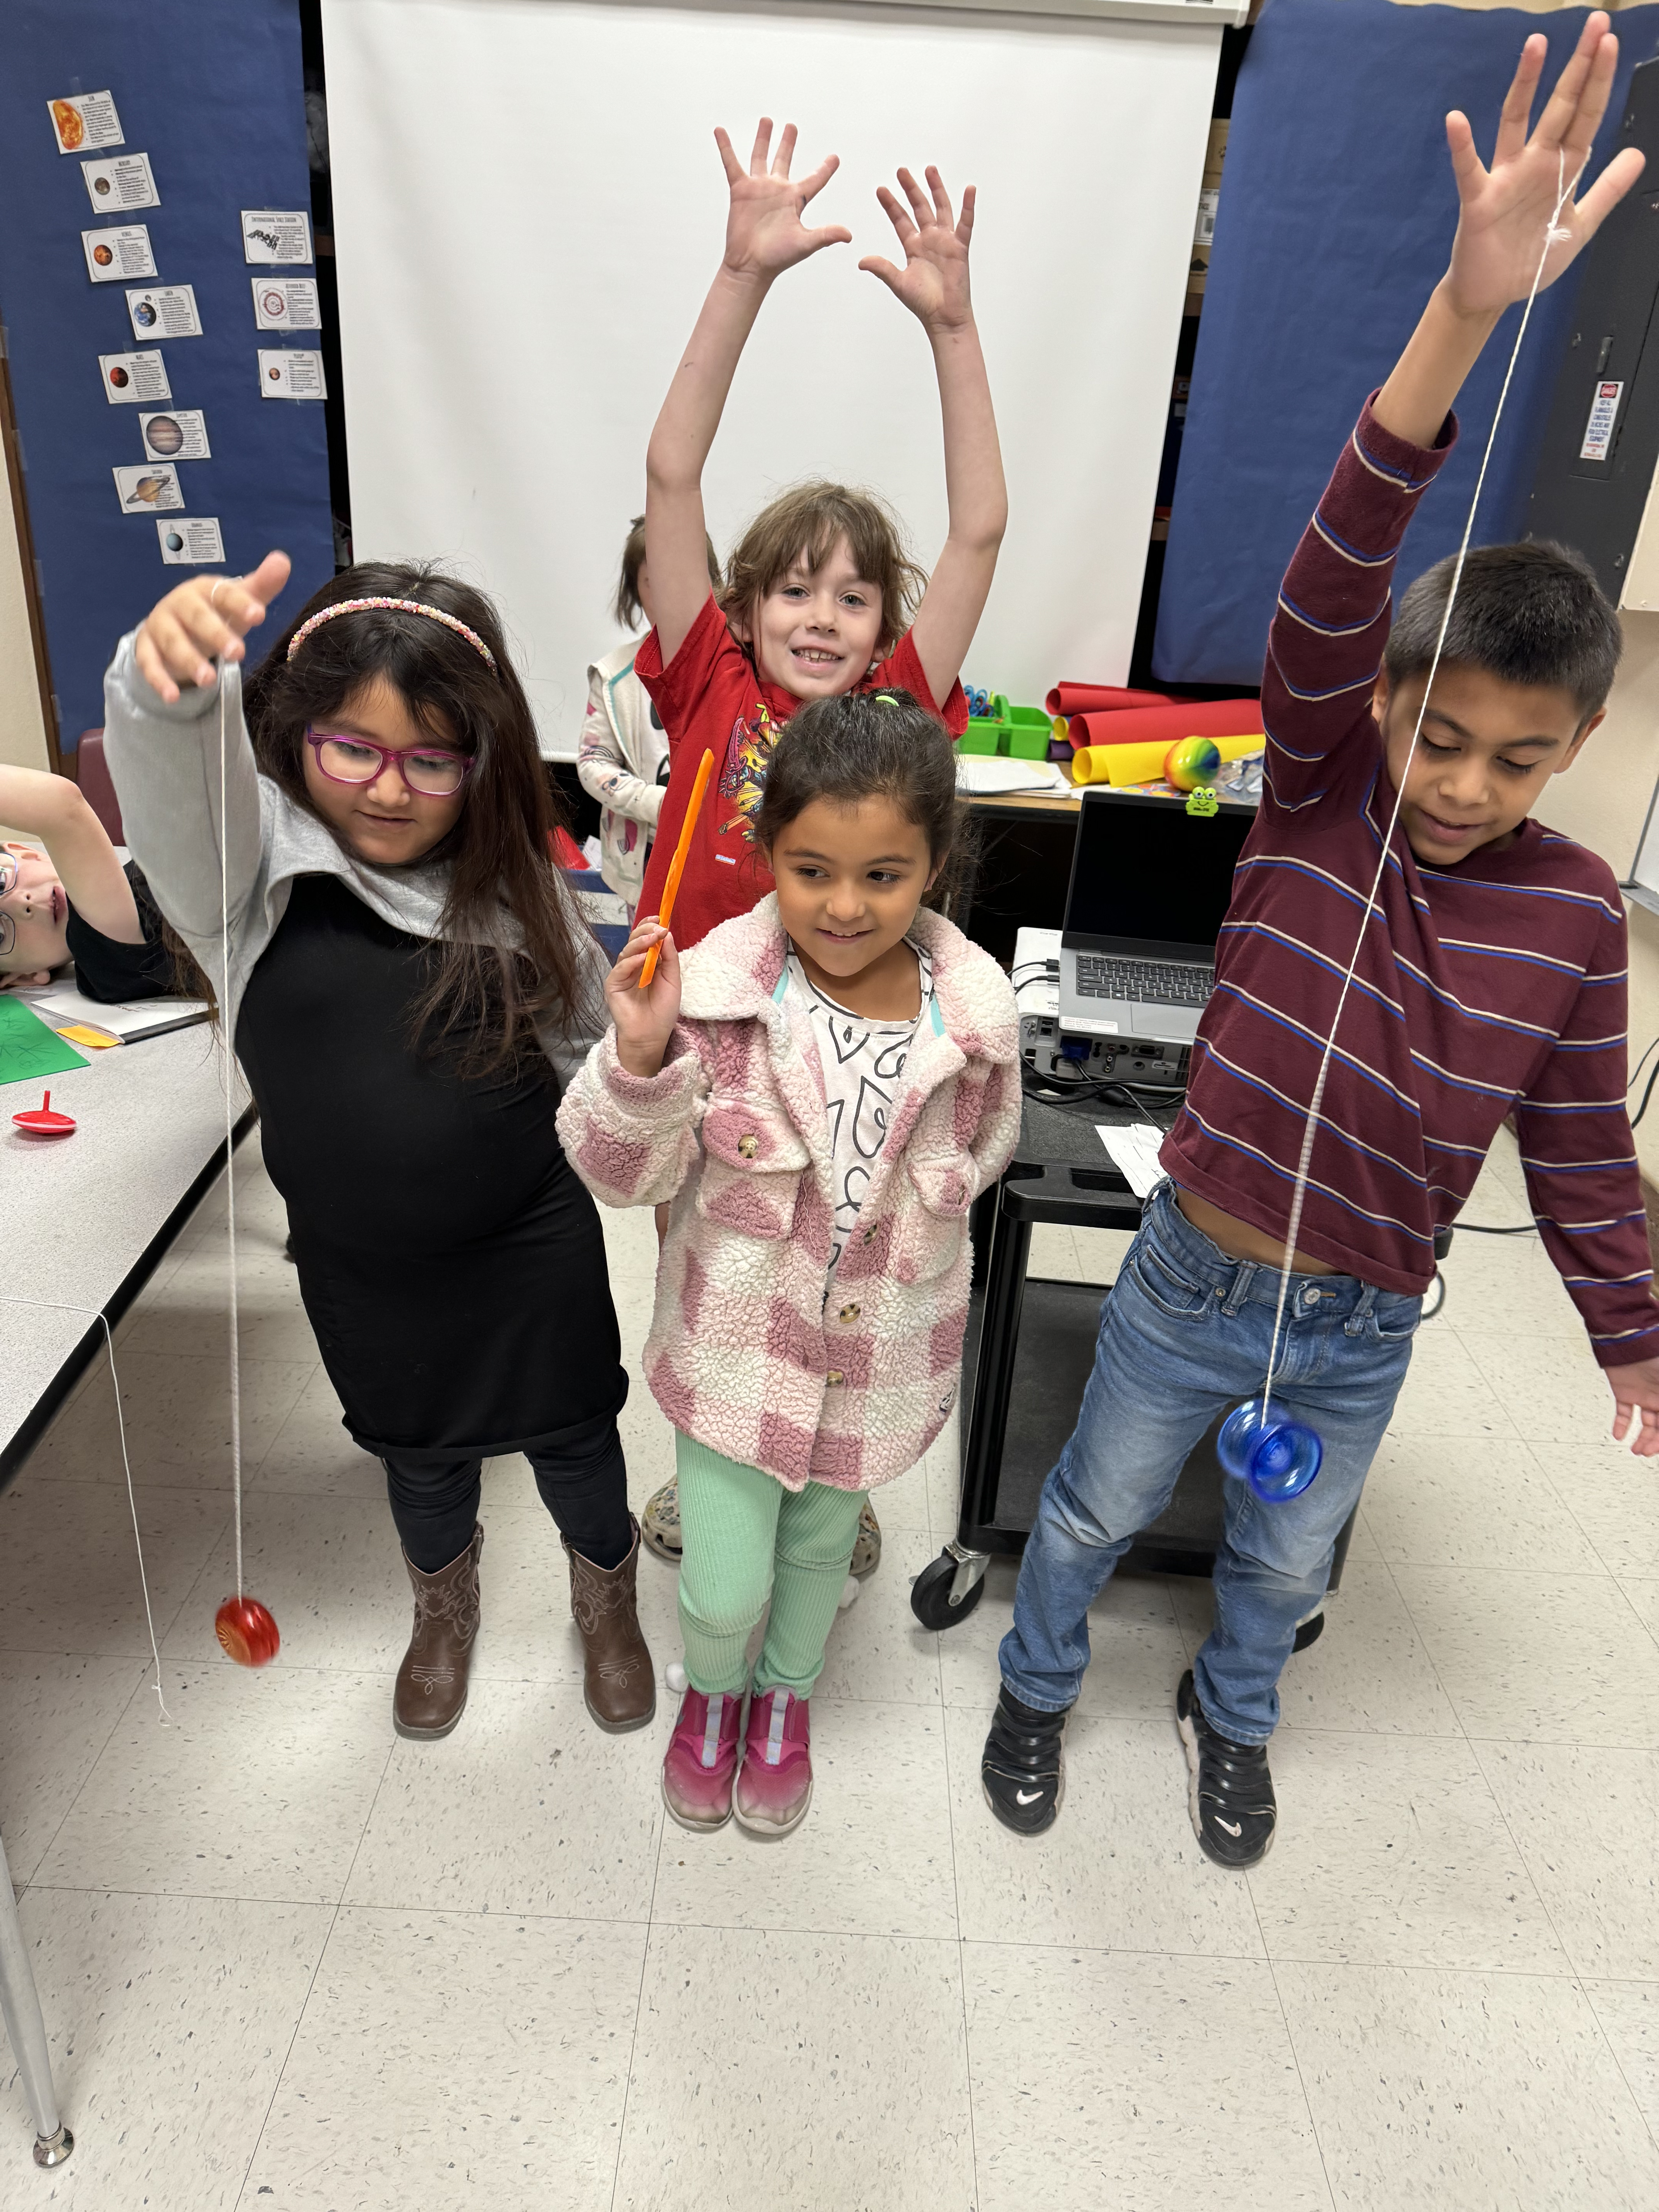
[787,939,934,1287]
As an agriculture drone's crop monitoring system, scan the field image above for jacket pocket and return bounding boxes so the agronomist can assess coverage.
[696,1098,811,1240]
[889,1150,976,1284]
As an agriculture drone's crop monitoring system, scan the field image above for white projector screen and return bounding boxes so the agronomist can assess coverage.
[321,0,1219,755]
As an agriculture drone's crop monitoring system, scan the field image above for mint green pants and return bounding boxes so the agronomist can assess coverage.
[675,1432,866,1698]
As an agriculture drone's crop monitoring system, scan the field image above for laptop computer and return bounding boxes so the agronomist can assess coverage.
[1057,787,1254,1048]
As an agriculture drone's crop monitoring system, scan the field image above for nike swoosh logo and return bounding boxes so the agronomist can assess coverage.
[1215,1816,1242,1836]
[1014,1788,1044,1806]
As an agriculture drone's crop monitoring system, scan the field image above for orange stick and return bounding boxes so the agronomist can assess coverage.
[639,748,714,987]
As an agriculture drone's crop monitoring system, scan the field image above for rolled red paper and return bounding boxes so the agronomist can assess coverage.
[1045,683,1173,718]
[1066,698,1265,751]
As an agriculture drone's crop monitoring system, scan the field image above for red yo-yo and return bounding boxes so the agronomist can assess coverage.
[215,1595,281,1668]
[13,1089,75,1137]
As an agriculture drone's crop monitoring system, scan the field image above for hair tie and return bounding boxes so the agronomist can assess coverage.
[873,691,901,707]
[286,596,498,673]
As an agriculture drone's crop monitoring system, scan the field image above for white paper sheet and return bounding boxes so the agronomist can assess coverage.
[24,983,210,1043]
[251,276,321,331]
[82,152,159,211]
[113,462,184,514]
[156,517,225,564]
[100,350,170,404]
[258,348,326,399]
[82,224,156,282]
[49,90,122,154]
[126,285,201,340]
[954,757,1068,796]
[241,209,313,264]
[1096,1122,1167,1197]
[139,410,210,461]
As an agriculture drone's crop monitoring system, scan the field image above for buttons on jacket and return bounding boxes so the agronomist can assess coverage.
[837,1303,860,1324]
[826,1369,845,1386]
[737,1133,760,1159]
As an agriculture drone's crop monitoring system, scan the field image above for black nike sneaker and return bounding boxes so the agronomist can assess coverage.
[981,1685,1069,1836]
[1175,1669,1276,1869]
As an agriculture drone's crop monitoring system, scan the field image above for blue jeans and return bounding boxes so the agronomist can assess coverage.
[1000,1181,1420,1744]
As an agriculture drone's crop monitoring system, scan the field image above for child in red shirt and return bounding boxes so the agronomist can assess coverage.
[636,118,1006,948]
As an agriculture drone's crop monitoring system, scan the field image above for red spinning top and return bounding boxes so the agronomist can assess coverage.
[215,1595,281,1668]
[12,1089,75,1137]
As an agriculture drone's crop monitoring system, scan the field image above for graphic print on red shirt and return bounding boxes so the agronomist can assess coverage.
[634,594,968,950]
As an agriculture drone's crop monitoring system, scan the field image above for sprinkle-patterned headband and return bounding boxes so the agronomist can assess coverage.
[285,596,498,673]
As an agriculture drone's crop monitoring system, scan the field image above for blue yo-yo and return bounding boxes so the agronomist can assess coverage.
[1217,1399,1323,1503]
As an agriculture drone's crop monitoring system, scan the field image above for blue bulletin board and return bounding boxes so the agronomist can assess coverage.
[0,0,334,750]
[1152,0,1659,688]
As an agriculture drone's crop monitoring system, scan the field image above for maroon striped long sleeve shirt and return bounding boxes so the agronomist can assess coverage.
[1161,397,1659,1368]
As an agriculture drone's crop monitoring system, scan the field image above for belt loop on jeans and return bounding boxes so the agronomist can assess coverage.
[1345,1281,1377,1337]
[1221,1259,1255,1318]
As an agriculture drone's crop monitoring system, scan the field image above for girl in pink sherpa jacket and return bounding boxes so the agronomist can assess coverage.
[557,689,1019,1837]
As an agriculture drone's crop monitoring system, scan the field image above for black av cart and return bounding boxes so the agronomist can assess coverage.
[909,1092,1357,1644]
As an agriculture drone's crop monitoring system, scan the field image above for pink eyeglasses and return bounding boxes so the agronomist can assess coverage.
[305,726,477,798]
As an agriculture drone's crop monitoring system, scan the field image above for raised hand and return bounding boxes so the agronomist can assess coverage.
[605,915,682,1079]
[1443,12,1645,318]
[716,118,851,284]
[134,550,292,703]
[860,167,977,333]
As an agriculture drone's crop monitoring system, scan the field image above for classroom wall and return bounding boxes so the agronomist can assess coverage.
[321,0,1223,755]
[0,457,49,775]
[1534,609,1659,1181]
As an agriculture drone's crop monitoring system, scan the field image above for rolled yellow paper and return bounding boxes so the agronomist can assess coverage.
[1072,735,1265,788]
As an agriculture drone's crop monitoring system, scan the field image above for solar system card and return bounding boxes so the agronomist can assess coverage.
[156,517,223,565]
[112,462,183,514]
[139,410,209,461]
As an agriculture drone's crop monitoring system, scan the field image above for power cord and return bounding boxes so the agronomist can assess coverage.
[1019,1061,1187,1129]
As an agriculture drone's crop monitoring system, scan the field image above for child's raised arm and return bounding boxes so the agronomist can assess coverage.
[861,166,1006,708]
[0,762,142,951]
[645,120,851,667]
[1375,13,1643,448]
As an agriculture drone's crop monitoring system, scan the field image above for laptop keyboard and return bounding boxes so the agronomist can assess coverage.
[1076,953,1213,1008]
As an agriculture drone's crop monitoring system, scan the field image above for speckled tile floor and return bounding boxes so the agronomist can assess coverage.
[4,1127,1659,2209]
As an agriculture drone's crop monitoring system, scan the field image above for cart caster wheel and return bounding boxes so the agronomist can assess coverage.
[1292,1612,1325,1653]
[910,1550,987,1631]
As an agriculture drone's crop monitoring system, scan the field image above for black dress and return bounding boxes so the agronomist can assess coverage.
[234,873,627,1461]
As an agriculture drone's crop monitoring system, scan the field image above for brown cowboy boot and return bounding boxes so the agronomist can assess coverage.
[564,1518,654,1732]
[394,1524,483,1740]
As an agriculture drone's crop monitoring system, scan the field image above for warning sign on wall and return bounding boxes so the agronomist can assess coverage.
[1580,380,1624,464]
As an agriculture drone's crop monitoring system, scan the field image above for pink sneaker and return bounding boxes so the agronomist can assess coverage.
[661,1685,742,1831]
[734,1687,813,1837]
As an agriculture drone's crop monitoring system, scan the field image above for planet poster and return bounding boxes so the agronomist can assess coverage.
[81,153,159,213]
[98,351,171,404]
[156,517,224,566]
[124,285,201,341]
[113,462,184,514]
[48,90,123,155]
[81,224,156,283]
[139,410,210,460]
[258,348,326,400]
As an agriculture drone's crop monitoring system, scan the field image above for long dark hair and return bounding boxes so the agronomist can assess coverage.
[751,687,970,910]
[244,561,593,1069]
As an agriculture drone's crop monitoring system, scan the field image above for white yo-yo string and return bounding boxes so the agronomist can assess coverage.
[219,658,244,1596]
[2,1298,170,1719]
[1259,148,1582,1428]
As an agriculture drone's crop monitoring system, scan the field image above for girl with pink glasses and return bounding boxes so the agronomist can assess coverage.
[101,556,654,1744]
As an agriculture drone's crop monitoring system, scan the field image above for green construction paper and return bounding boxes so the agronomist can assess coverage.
[0,995,89,1087]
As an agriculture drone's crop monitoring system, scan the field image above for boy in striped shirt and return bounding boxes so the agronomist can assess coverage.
[983,17,1659,1863]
